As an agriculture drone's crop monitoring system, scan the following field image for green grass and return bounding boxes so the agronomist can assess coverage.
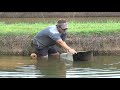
[0,22,53,36]
[69,21,120,35]
[1,20,120,36]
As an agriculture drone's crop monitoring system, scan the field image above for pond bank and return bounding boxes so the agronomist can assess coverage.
[1,34,120,56]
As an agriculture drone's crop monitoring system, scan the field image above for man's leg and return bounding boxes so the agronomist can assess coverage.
[36,47,49,60]
[48,46,60,59]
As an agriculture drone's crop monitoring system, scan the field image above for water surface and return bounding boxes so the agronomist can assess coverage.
[0,55,120,78]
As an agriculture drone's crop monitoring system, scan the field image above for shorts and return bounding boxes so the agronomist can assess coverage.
[35,45,58,56]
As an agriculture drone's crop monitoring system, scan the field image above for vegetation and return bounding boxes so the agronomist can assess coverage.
[1,20,120,55]
[0,20,120,36]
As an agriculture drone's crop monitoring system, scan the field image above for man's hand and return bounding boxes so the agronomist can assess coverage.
[56,39,77,54]
[67,48,77,54]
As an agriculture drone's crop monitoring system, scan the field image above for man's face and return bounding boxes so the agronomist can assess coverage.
[60,27,68,34]
[59,23,68,34]
[61,23,68,29]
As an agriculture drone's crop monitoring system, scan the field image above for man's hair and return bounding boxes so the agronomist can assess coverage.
[57,19,67,24]
[56,19,67,28]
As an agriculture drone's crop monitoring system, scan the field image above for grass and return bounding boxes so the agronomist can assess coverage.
[1,20,120,36]
[69,21,120,35]
[0,22,53,36]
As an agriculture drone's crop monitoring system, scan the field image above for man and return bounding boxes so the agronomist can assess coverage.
[31,19,77,60]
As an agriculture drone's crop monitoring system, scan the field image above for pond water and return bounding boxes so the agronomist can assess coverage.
[0,55,120,78]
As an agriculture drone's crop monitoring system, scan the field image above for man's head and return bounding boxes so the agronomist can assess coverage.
[56,19,68,33]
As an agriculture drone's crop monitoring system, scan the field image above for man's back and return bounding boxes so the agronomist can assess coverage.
[33,25,66,49]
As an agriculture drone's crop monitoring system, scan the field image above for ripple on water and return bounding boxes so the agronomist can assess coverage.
[0,65,45,78]
[66,68,120,78]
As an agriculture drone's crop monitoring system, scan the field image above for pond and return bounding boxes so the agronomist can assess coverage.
[0,55,120,78]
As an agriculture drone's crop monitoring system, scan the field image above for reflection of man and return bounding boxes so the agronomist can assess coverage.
[31,19,77,60]
[35,59,66,78]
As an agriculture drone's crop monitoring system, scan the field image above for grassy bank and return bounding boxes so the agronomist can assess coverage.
[1,20,120,55]
[1,20,120,36]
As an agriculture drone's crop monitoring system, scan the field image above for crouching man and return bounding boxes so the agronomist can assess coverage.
[30,19,77,60]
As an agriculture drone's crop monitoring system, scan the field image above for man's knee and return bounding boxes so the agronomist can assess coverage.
[39,55,48,60]
[49,52,60,59]
[50,52,60,56]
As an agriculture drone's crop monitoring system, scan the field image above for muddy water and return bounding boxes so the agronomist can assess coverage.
[0,55,120,78]
[66,56,120,78]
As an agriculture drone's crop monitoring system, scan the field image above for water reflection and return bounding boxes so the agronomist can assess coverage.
[0,56,40,78]
[0,55,120,78]
[66,56,120,78]
[66,68,120,78]
[0,65,42,78]
[0,56,34,70]
[0,56,66,78]
[35,58,66,78]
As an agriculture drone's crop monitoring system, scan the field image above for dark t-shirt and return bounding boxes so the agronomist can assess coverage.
[33,25,66,49]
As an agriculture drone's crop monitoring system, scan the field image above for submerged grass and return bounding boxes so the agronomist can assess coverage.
[1,20,120,36]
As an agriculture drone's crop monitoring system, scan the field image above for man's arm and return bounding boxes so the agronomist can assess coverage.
[56,39,77,54]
